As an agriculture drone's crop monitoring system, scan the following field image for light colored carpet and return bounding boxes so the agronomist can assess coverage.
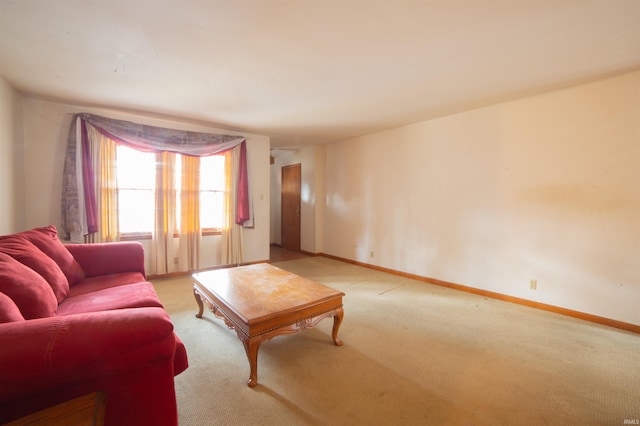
[152,256,640,425]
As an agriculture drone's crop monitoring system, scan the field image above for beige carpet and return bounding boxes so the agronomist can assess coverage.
[152,256,640,425]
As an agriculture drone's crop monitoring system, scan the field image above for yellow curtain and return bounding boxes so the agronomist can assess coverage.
[150,151,177,275]
[87,124,119,242]
[179,155,201,271]
[221,145,243,265]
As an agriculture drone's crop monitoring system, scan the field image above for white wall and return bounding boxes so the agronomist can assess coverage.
[323,71,640,325]
[314,144,327,254]
[0,76,25,234]
[21,97,271,267]
[270,145,325,253]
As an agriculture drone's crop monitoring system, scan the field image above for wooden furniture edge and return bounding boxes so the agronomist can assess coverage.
[319,252,639,335]
[5,392,106,426]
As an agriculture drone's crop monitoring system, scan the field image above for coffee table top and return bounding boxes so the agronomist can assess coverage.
[193,263,344,326]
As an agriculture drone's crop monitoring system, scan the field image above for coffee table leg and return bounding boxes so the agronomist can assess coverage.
[193,288,204,318]
[242,337,260,388]
[332,307,344,346]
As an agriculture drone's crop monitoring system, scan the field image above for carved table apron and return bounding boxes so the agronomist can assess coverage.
[193,263,344,387]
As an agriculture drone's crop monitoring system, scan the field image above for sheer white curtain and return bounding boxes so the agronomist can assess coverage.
[87,124,119,243]
[178,155,201,271]
[150,151,178,275]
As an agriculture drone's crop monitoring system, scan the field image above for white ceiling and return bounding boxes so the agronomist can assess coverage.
[1,1,639,147]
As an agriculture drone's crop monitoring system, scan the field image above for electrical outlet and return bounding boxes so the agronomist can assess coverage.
[370,251,374,258]
[529,279,537,290]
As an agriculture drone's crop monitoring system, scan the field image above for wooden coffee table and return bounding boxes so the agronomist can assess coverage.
[193,263,345,387]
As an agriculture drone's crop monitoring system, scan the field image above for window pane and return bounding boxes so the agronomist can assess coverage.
[114,146,225,235]
[116,145,155,233]
[201,155,225,190]
[116,145,155,189]
[118,189,154,233]
[200,191,223,229]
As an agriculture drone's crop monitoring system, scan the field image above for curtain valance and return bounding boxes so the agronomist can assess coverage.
[61,113,250,241]
[76,113,245,156]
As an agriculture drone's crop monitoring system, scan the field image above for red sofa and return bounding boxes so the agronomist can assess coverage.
[0,226,188,425]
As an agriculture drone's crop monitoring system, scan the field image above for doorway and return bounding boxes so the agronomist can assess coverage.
[281,163,301,251]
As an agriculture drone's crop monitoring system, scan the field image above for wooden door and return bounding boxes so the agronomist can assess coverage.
[281,164,301,251]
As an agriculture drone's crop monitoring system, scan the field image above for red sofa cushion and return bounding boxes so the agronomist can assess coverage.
[19,226,85,286]
[0,292,25,323]
[0,253,57,319]
[0,237,69,303]
[56,282,164,316]
[67,272,147,298]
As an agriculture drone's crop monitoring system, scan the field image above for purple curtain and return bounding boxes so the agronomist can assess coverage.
[236,141,250,225]
[62,113,249,239]
[80,120,98,234]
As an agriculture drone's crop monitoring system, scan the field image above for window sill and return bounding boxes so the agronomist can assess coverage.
[119,229,222,241]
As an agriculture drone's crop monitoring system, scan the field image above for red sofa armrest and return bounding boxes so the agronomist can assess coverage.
[0,308,184,425]
[0,308,175,401]
[65,241,146,278]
